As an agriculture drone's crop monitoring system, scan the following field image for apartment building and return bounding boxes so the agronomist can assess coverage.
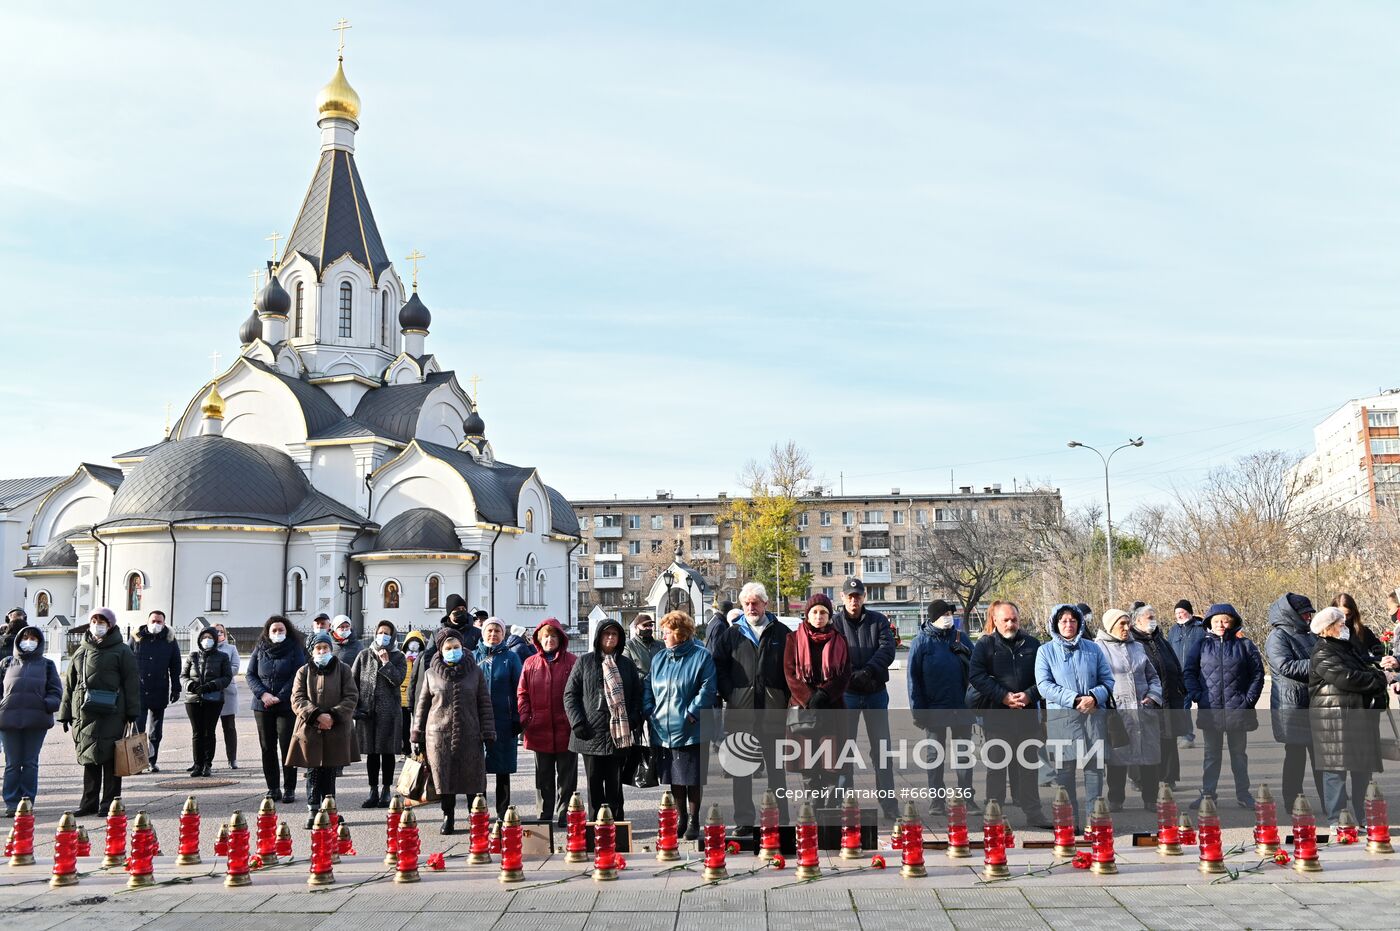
[570,484,1061,631]
[1294,389,1400,516]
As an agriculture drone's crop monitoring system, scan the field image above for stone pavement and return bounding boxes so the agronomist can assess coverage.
[0,842,1397,930]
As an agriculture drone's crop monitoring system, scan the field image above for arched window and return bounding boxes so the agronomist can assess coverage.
[535,570,547,606]
[525,508,534,533]
[206,573,227,613]
[383,579,400,609]
[35,591,50,618]
[516,568,528,607]
[338,282,353,338]
[293,282,304,337]
[286,568,306,613]
[125,572,143,612]
[380,291,390,346]
[426,575,442,610]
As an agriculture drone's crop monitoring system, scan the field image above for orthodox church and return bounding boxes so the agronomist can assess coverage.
[6,51,581,640]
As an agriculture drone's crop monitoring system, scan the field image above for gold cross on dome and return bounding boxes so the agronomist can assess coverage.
[405,249,425,290]
[333,18,352,57]
[469,374,481,402]
[209,352,222,377]
[266,230,282,262]
[248,268,264,299]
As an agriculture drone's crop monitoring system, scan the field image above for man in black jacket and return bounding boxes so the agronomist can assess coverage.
[704,601,735,646]
[712,582,791,830]
[969,601,1048,827]
[833,578,898,819]
[129,610,180,773]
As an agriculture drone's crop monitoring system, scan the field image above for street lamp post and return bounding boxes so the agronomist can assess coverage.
[768,551,781,613]
[1067,437,1144,606]
[662,567,676,615]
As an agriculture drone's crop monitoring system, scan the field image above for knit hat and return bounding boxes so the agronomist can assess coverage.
[926,599,955,622]
[1101,609,1131,631]
[89,607,116,625]
[482,616,506,632]
[1285,593,1315,617]
[308,630,334,650]
[805,593,833,617]
[1174,599,1193,614]
[1310,606,1345,636]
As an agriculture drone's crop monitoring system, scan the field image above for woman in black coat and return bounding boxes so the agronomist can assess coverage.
[245,616,308,802]
[1130,604,1186,787]
[182,627,233,778]
[563,619,649,822]
[1309,606,1390,828]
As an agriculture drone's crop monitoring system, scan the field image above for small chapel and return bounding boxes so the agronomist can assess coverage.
[8,43,581,640]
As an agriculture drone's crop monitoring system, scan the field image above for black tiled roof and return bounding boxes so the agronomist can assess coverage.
[350,373,454,443]
[82,464,124,490]
[547,486,580,536]
[377,508,460,552]
[34,531,80,568]
[415,441,576,535]
[0,476,66,510]
[282,148,392,282]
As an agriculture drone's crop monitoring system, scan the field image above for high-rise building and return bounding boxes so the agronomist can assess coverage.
[1294,389,1400,515]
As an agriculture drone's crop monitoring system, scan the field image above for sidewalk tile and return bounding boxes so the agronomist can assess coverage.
[948,908,1049,930]
[856,913,954,931]
[339,891,436,911]
[585,914,678,931]
[253,892,346,912]
[1309,905,1391,930]
[1122,906,1217,931]
[1188,883,1280,904]
[1038,908,1145,931]
[508,888,598,912]
[593,889,682,911]
[771,912,858,931]
[85,891,194,912]
[1278,884,1383,905]
[425,890,514,911]
[851,889,939,911]
[1107,887,1186,908]
[937,888,1029,909]
[47,916,164,931]
[172,892,275,912]
[312,912,415,931]
[676,888,764,911]
[676,915,764,931]
[142,916,328,931]
[765,887,851,911]
[1021,887,1117,908]
[492,915,588,931]
[1214,904,1339,930]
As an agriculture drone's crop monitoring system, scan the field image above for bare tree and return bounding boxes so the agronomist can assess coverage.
[903,506,1042,628]
[767,440,814,498]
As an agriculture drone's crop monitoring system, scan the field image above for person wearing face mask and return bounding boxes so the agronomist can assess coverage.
[330,615,363,667]
[475,618,523,818]
[210,624,241,772]
[1129,604,1186,788]
[0,608,29,657]
[128,609,180,773]
[649,612,715,840]
[908,599,977,814]
[399,631,427,756]
[1095,609,1163,812]
[351,621,407,808]
[1168,599,1205,750]
[181,625,233,778]
[0,625,61,814]
[564,619,651,824]
[411,629,495,835]
[246,616,307,802]
[970,601,1049,828]
[58,608,140,816]
[783,593,852,802]
[517,618,579,826]
[623,614,663,680]
[405,594,480,720]
[1184,604,1264,811]
[287,632,360,827]
[1264,592,1325,813]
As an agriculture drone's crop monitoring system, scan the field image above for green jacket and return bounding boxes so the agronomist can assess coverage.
[57,626,141,765]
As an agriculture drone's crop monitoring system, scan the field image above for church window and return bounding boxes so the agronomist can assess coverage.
[206,573,227,613]
[380,291,390,346]
[426,575,441,610]
[125,572,144,612]
[287,568,306,613]
[383,580,400,609]
[338,283,353,337]
[535,569,547,603]
[35,591,50,618]
[293,283,305,337]
[516,568,528,606]
[525,509,534,533]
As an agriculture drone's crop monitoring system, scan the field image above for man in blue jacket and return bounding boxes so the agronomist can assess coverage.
[1167,599,1205,749]
[834,577,899,820]
[129,609,180,773]
[908,599,976,814]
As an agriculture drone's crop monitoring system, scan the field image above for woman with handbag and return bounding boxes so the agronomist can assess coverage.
[246,616,306,802]
[287,631,360,827]
[475,618,523,817]
[563,619,649,824]
[182,626,233,778]
[649,611,716,841]
[1183,603,1265,810]
[352,620,407,808]
[411,628,495,835]
[57,608,140,816]
[783,593,852,804]
[1095,609,1163,811]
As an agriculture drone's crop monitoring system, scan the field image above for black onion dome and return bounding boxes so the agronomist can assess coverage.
[256,273,291,317]
[376,508,461,552]
[463,411,485,436]
[398,292,431,331]
[239,310,263,345]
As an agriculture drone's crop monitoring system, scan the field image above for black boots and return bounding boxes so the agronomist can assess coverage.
[362,789,381,809]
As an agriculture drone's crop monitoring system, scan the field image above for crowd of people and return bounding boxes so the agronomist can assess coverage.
[0,581,1396,838]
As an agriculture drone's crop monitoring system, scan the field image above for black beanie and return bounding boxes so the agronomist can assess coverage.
[1174,599,1193,614]
[1285,593,1315,616]
[926,599,955,622]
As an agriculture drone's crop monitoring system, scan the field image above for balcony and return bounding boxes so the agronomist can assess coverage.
[593,553,622,563]
[593,526,623,539]
[689,524,719,536]
[593,576,625,590]
[859,522,890,532]
[859,547,890,558]
[862,570,893,584]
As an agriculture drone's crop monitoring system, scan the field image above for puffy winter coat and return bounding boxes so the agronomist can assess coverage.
[245,636,308,714]
[518,619,578,754]
[1308,635,1389,773]
[286,657,360,769]
[833,607,896,693]
[410,641,495,797]
[129,624,180,710]
[1265,595,1317,746]
[401,631,427,708]
[351,638,407,755]
[907,621,973,715]
[712,617,790,713]
[505,630,536,664]
[333,632,363,669]
[475,640,522,774]
[649,637,716,749]
[1167,616,1206,671]
[1034,605,1113,763]
[1185,629,1264,733]
[0,627,62,731]
[563,620,649,756]
[1095,631,1162,766]
[57,626,141,765]
[181,641,233,705]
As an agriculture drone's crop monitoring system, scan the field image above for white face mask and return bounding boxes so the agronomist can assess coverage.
[149,623,164,634]
[1338,626,1351,642]
[18,640,37,653]
[270,632,287,644]
[933,615,955,630]
[1141,618,1159,633]
[375,633,392,647]
[199,638,215,651]
[91,624,108,639]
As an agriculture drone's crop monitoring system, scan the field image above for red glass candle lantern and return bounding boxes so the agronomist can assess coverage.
[657,791,682,862]
[981,800,1009,879]
[1088,798,1117,875]
[395,807,421,883]
[946,799,971,858]
[839,795,862,860]
[1253,784,1280,857]
[565,793,588,864]
[757,790,780,863]
[1337,810,1360,845]
[214,822,230,858]
[490,820,503,854]
[1155,783,1180,856]
[499,806,524,883]
[593,803,620,881]
[1177,813,1196,846]
[383,795,402,868]
[256,795,278,865]
[225,810,253,887]
[50,812,79,888]
[890,801,920,878]
[699,804,726,881]
[1366,780,1394,854]
[126,811,157,889]
[8,798,35,866]
[176,796,202,866]
[795,801,821,880]
[1291,796,1321,872]
[307,810,335,886]
[337,821,355,857]
[1196,796,1225,874]
[1051,785,1076,858]
[890,818,903,853]
[276,821,293,861]
[76,825,91,859]
[102,798,127,868]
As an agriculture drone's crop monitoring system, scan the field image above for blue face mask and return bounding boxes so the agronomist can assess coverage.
[443,647,464,664]
[313,651,333,667]
[376,633,392,647]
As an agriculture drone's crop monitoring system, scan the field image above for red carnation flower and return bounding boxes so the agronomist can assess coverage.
[770,854,786,869]
[426,852,446,871]
[870,854,886,869]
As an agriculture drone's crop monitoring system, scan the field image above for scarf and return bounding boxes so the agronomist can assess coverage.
[737,615,761,647]
[792,622,849,684]
[601,654,633,749]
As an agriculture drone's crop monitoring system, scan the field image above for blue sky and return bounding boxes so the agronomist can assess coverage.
[3,3,1399,514]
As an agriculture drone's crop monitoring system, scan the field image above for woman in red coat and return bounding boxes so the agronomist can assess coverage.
[783,593,852,801]
[517,618,579,826]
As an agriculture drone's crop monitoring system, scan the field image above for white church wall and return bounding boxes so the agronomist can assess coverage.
[216,367,310,448]
[359,561,465,634]
[372,454,478,528]
[23,575,76,623]
[31,474,115,550]
[417,385,468,447]
[310,446,360,513]
[1,498,42,612]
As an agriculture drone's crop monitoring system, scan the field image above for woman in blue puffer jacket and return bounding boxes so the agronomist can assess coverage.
[0,625,62,813]
[1035,604,1114,831]
[649,611,716,841]
[1184,603,1264,810]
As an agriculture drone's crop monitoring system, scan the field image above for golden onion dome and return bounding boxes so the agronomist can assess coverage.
[201,382,226,421]
[316,57,361,122]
